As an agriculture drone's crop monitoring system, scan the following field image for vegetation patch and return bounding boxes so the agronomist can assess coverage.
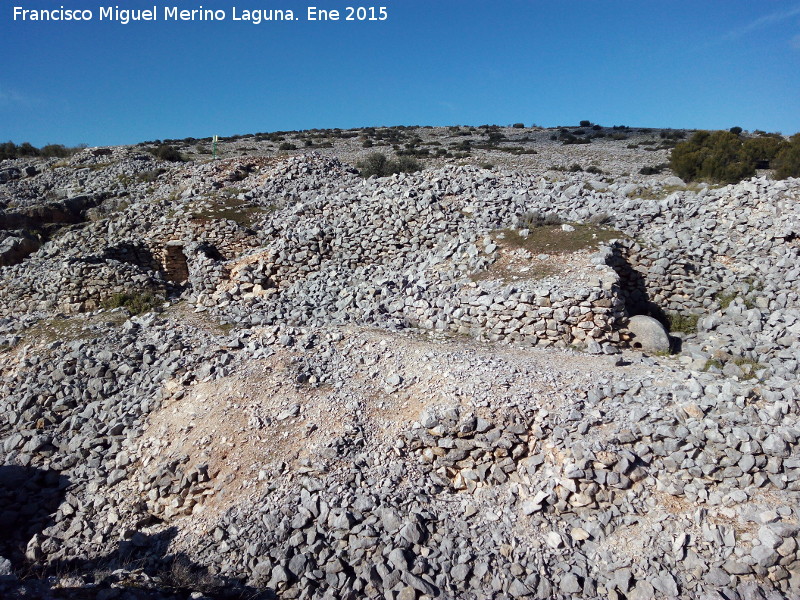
[497,223,625,255]
[670,130,800,183]
[18,312,128,344]
[469,257,556,284]
[704,356,764,380]
[101,292,163,315]
[470,221,626,284]
[667,312,699,334]
[634,181,717,200]
[0,141,84,160]
[148,144,186,162]
[356,152,422,178]
[190,195,274,227]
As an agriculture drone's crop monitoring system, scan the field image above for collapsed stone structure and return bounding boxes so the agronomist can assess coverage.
[0,128,798,599]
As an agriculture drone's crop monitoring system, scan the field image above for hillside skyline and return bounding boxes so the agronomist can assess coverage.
[1,0,799,146]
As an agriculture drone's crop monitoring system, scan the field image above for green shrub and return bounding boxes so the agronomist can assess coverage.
[485,131,505,146]
[667,312,699,334]
[562,134,591,145]
[40,144,74,158]
[671,130,800,183]
[716,292,737,310]
[580,120,592,127]
[512,122,525,129]
[394,155,421,172]
[639,164,668,175]
[150,144,185,162]
[773,134,800,179]
[0,140,82,160]
[729,126,743,135]
[278,142,297,151]
[101,292,162,315]
[660,130,686,140]
[136,168,166,183]
[669,130,754,183]
[741,136,787,168]
[356,152,421,178]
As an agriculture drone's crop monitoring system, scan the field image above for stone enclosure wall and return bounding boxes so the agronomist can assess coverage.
[608,239,728,317]
[401,282,625,350]
[0,216,259,317]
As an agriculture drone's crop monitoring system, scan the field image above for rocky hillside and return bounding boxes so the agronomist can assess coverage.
[0,125,799,599]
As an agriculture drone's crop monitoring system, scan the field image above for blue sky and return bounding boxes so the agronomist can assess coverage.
[1,0,799,146]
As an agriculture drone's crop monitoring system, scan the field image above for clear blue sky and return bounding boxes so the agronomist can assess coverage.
[2,0,799,146]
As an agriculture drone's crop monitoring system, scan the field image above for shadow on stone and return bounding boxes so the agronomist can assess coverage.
[103,242,161,273]
[0,465,69,567]
[42,527,277,599]
[607,244,669,324]
[0,467,273,598]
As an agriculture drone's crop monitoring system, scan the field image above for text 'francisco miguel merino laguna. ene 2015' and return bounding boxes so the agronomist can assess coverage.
[10,6,338,25]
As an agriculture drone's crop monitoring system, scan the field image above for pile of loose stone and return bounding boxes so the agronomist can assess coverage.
[0,131,799,599]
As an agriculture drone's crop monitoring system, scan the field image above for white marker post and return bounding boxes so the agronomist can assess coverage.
[213,135,219,160]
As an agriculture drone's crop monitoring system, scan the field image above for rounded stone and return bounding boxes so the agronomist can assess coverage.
[627,315,670,353]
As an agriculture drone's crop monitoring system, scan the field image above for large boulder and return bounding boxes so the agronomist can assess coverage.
[0,231,41,266]
[627,315,670,353]
[0,168,20,184]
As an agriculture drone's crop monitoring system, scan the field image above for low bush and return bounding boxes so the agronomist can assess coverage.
[562,134,591,145]
[741,135,785,168]
[149,144,185,162]
[660,130,686,140]
[519,211,563,228]
[356,153,421,178]
[40,144,75,158]
[136,168,166,183]
[671,130,799,183]
[773,134,800,179]
[1,141,83,160]
[667,312,699,334]
[670,131,754,183]
[101,292,163,315]
[639,164,668,175]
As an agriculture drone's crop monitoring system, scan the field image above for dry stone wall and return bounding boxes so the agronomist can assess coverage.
[400,279,625,349]
[608,239,728,316]
[0,211,258,317]
[0,257,168,315]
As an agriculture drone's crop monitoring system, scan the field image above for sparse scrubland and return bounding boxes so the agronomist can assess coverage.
[0,124,799,599]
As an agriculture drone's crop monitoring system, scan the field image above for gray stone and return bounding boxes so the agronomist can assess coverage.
[751,544,779,568]
[388,548,410,572]
[627,315,670,353]
[652,573,679,596]
[508,578,532,597]
[400,572,438,597]
[560,573,581,594]
[0,556,12,577]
